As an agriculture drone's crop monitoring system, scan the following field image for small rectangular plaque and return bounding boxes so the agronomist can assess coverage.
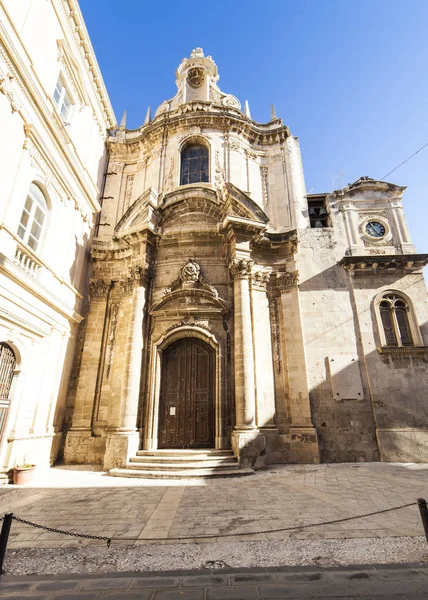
[170,407,176,416]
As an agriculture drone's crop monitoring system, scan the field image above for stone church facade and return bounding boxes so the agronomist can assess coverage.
[62,48,428,474]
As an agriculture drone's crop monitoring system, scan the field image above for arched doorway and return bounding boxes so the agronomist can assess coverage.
[158,338,215,448]
[0,343,16,443]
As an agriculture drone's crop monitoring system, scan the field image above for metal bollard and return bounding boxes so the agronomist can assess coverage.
[0,513,13,574]
[417,499,428,544]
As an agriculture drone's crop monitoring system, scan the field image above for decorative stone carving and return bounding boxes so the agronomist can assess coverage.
[106,304,119,378]
[222,94,241,110]
[260,166,269,208]
[165,317,212,334]
[89,279,112,297]
[163,157,174,193]
[251,270,270,291]
[215,150,225,191]
[269,297,281,374]
[229,139,241,151]
[159,261,221,302]
[119,265,150,294]
[0,70,20,112]
[124,174,134,212]
[229,258,254,279]
[245,149,258,160]
[181,259,201,284]
[275,271,299,291]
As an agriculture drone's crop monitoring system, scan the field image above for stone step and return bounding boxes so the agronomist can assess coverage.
[109,467,254,479]
[130,455,235,464]
[127,460,240,470]
[136,449,233,458]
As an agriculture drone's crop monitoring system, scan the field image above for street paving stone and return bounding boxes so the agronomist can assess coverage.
[2,563,428,599]
[0,463,427,549]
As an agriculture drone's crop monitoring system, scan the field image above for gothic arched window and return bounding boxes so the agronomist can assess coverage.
[180,144,209,185]
[17,182,48,252]
[379,293,414,347]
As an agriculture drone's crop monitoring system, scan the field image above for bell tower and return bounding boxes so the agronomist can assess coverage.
[176,47,217,103]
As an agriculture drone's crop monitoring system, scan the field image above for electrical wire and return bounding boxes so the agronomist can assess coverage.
[381,142,428,181]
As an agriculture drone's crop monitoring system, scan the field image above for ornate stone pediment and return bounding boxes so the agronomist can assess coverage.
[115,188,159,235]
[223,182,269,225]
[151,260,227,313]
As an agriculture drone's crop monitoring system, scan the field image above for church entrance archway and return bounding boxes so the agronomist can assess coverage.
[0,343,16,444]
[158,338,215,448]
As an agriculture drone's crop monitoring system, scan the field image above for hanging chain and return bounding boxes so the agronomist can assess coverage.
[8,501,416,547]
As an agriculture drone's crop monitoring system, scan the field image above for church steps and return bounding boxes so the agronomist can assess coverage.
[109,449,254,478]
[127,460,239,470]
[136,450,233,458]
[109,467,254,479]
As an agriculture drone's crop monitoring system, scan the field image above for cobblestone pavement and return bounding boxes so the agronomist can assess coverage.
[3,563,428,599]
[0,462,428,549]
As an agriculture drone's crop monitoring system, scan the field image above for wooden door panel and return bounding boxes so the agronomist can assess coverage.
[159,338,214,449]
[159,344,185,448]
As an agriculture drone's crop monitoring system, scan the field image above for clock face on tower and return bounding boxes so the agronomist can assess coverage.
[365,221,386,238]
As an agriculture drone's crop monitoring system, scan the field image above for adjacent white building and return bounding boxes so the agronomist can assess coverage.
[0,0,116,476]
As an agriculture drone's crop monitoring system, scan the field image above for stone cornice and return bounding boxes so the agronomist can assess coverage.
[56,0,116,128]
[339,254,428,273]
[108,107,289,150]
[377,346,428,356]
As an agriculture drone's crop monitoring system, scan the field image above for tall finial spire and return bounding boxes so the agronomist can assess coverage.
[119,109,127,129]
[244,100,251,119]
[270,104,277,120]
[144,107,151,125]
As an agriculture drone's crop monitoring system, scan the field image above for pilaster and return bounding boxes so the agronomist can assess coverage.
[276,271,320,463]
[229,258,266,469]
[104,266,150,469]
[63,279,112,463]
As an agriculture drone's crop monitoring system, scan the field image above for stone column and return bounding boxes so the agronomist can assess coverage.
[251,270,277,428]
[277,271,320,463]
[104,266,149,469]
[229,258,265,468]
[230,258,256,429]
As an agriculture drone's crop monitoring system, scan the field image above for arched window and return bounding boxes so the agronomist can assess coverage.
[379,293,414,347]
[17,182,47,252]
[180,144,209,185]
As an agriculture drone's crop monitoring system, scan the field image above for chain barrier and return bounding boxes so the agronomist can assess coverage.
[7,501,417,548]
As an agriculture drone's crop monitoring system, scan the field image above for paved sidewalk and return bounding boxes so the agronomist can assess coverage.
[1,462,427,549]
[2,562,428,599]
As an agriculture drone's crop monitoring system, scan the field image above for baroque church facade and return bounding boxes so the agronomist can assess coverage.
[1,2,428,478]
[62,48,428,475]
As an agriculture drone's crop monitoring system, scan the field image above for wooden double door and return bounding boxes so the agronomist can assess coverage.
[158,338,215,448]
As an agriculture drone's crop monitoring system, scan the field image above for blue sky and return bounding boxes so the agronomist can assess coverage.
[80,0,428,255]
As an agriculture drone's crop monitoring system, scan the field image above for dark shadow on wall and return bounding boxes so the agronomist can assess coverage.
[298,264,428,464]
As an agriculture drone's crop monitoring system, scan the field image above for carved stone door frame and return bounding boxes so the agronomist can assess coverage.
[144,325,224,451]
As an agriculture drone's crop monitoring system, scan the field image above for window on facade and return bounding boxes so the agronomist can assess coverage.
[308,197,329,228]
[180,144,209,185]
[53,76,72,121]
[17,183,47,252]
[379,293,414,347]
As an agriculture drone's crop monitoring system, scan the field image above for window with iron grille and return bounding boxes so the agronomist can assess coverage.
[0,343,16,442]
[180,144,209,185]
